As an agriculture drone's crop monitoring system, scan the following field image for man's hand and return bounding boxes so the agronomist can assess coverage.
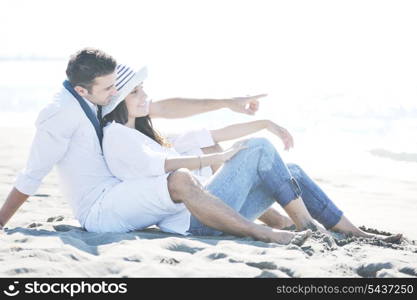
[227,94,267,115]
[266,121,294,151]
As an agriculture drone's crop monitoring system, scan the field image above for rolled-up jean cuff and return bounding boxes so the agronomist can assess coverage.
[315,201,343,229]
[275,177,302,207]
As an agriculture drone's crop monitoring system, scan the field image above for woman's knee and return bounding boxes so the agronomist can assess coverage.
[287,163,302,175]
[245,137,275,151]
[287,163,307,183]
[167,168,200,200]
[287,162,300,169]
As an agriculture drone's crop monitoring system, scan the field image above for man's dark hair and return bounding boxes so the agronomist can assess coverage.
[66,48,117,92]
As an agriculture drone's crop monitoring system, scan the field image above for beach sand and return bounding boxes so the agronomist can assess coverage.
[0,127,416,278]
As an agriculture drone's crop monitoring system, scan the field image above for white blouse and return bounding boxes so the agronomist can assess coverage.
[102,121,216,235]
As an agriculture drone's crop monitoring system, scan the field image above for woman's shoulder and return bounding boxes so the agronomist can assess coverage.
[102,122,137,154]
[103,121,146,143]
[104,121,123,130]
[103,121,132,140]
[103,121,132,134]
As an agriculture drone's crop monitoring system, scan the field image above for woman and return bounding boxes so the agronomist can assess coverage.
[99,64,401,243]
[165,125,296,231]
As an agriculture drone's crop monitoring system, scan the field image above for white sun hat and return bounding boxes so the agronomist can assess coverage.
[101,64,148,117]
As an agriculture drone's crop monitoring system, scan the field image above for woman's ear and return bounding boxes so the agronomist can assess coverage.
[74,86,89,97]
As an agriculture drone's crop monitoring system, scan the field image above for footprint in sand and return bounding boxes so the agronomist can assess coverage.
[357,262,394,277]
[159,257,180,265]
[47,216,65,222]
[53,224,76,232]
[206,252,228,260]
[246,261,277,270]
[27,222,43,228]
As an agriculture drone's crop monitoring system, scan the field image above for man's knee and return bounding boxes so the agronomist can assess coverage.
[167,168,200,201]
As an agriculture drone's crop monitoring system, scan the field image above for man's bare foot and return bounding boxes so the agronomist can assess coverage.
[267,229,312,246]
[298,221,329,235]
[258,209,295,230]
[272,214,294,229]
[282,224,297,231]
[290,229,313,246]
[268,216,295,230]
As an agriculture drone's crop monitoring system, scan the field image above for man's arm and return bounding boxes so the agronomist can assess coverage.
[0,188,29,229]
[148,94,267,119]
[0,103,79,229]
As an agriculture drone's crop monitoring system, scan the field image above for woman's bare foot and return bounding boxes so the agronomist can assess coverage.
[331,227,403,243]
[361,232,403,243]
[330,216,403,243]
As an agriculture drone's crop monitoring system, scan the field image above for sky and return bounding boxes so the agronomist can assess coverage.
[1,0,417,95]
[1,0,417,123]
[1,0,417,167]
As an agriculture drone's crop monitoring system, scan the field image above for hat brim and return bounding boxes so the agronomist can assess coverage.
[102,66,148,117]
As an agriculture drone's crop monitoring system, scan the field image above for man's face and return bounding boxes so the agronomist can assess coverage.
[83,72,118,106]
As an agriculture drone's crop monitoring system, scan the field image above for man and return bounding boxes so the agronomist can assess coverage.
[0,48,301,244]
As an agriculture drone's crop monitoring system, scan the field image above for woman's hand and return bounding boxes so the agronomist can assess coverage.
[266,121,294,151]
[218,142,248,163]
[227,94,267,115]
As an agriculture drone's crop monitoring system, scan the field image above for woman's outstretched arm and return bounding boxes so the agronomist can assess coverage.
[210,120,269,142]
[210,120,294,151]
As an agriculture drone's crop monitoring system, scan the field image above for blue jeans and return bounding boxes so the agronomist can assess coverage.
[187,137,343,236]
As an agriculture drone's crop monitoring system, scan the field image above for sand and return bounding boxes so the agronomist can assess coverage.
[0,127,416,278]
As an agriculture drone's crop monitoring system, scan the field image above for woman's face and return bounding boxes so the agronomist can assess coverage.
[124,82,150,118]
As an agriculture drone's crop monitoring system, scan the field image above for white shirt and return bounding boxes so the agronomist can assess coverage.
[15,87,120,227]
[165,129,214,184]
[82,97,98,118]
[102,121,216,235]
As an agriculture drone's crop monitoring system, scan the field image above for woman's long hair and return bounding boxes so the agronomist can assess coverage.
[103,101,171,147]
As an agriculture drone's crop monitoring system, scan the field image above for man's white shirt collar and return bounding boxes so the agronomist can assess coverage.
[82,97,98,117]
